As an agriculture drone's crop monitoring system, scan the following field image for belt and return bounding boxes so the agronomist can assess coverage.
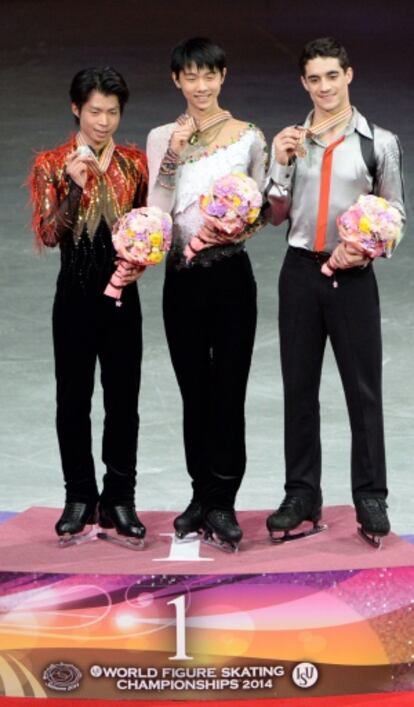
[288,246,331,264]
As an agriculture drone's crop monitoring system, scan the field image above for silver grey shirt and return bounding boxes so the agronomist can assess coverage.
[267,108,405,254]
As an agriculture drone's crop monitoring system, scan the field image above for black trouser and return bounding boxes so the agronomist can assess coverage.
[279,246,387,503]
[163,252,257,512]
[52,286,142,505]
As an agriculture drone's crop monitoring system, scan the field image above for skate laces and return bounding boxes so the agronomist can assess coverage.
[106,504,141,526]
[119,505,140,522]
[279,496,303,512]
[64,502,85,513]
[62,501,92,517]
[212,509,237,523]
[360,498,388,513]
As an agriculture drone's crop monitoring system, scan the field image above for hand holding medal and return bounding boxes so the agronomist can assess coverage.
[169,115,197,155]
[272,126,310,165]
[273,106,352,164]
[65,145,95,188]
[170,110,233,156]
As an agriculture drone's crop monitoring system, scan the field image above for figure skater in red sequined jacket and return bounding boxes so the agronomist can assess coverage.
[29,67,148,548]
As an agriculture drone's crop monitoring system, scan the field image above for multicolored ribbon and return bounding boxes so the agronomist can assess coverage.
[296,106,353,156]
[76,132,115,175]
[180,110,232,145]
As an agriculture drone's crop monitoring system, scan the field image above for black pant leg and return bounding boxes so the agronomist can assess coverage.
[98,287,142,505]
[163,252,257,510]
[53,292,99,503]
[324,265,387,500]
[278,249,327,500]
[203,252,257,509]
[163,265,212,502]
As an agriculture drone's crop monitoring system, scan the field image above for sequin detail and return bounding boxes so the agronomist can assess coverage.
[29,137,148,248]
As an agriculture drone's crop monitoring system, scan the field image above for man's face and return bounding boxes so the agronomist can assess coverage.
[172,63,226,114]
[72,90,121,149]
[301,56,353,114]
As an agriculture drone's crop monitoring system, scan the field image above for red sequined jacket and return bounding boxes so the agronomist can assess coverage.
[29,136,148,249]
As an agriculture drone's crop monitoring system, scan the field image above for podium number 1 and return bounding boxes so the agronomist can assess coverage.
[167,594,194,661]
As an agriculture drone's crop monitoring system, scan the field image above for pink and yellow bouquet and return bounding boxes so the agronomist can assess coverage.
[104,206,172,302]
[322,195,403,277]
[184,172,263,261]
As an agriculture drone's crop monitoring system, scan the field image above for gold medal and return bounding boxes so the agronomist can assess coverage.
[187,110,232,146]
[189,132,200,146]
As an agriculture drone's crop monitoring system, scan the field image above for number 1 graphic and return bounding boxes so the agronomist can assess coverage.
[167,594,194,660]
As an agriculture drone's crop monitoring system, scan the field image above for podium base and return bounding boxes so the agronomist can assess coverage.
[0,507,413,703]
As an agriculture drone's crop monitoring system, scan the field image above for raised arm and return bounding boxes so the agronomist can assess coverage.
[147,119,195,214]
[29,154,83,249]
[265,126,304,226]
[146,127,177,213]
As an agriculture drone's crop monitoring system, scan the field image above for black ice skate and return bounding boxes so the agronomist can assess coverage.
[266,495,327,544]
[174,499,204,541]
[97,504,146,550]
[55,501,99,547]
[203,508,242,553]
[355,498,390,549]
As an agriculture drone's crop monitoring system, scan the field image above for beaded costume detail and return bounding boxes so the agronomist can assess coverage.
[30,135,148,248]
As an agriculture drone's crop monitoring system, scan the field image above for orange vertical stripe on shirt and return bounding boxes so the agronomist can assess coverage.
[314,136,345,252]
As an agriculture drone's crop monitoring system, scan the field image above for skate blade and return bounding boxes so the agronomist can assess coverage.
[269,522,328,544]
[202,531,240,554]
[97,530,145,550]
[174,530,203,543]
[58,524,100,547]
[357,527,383,549]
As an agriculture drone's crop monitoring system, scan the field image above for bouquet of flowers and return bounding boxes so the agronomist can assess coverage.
[105,206,172,303]
[184,172,263,262]
[321,195,403,277]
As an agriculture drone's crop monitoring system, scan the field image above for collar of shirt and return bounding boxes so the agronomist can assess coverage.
[303,107,373,148]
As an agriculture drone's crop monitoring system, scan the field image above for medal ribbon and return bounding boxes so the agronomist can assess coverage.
[76,132,115,175]
[185,110,232,145]
[296,106,352,156]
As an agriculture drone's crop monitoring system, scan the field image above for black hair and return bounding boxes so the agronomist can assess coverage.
[299,37,350,76]
[69,67,129,123]
[170,37,226,78]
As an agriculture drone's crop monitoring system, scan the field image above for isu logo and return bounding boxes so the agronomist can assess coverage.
[43,662,82,692]
[292,662,319,688]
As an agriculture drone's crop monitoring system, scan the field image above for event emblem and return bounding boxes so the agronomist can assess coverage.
[43,661,82,691]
